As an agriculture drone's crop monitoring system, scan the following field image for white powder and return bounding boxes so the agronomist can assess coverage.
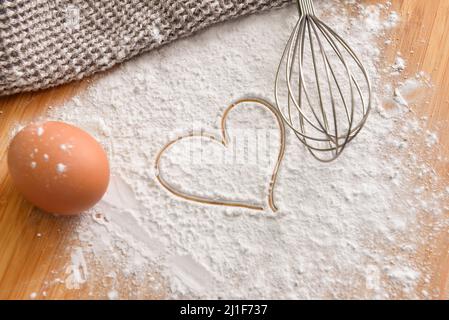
[393,87,409,107]
[65,247,88,290]
[45,1,448,299]
[392,55,406,72]
[426,132,439,148]
[107,290,119,300]
[150,24,163,45]
[36,127,44,137]
[56,163,67,174]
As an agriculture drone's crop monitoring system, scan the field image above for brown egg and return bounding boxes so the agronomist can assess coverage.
[7,121,110,215]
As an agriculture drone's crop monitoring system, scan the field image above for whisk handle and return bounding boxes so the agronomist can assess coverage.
[296,0,316,16]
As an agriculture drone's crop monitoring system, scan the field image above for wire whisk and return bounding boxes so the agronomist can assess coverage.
[274,0,372,162]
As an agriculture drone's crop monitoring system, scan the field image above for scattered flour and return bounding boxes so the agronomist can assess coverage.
[39,0,448,299]
[107,290,119,300]
[60,144,69,151]
[36,127,44,137]
[65,247,88,290]
[56,163,67,174]
[392,55,406,72]
[393,87,409,107]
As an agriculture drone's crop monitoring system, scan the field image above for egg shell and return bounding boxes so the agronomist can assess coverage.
[7,121,110,215]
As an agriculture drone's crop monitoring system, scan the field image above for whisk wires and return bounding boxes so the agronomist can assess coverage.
[275,0,372,162]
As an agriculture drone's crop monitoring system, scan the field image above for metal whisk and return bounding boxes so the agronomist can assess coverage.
[274,0,372,162]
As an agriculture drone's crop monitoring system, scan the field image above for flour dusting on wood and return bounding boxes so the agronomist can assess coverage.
[40,0,449,299]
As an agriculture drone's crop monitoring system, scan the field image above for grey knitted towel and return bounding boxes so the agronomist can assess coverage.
[0,0,291,96]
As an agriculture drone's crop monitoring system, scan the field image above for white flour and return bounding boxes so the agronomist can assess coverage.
[65,247,88,290]
[42,0,448,299]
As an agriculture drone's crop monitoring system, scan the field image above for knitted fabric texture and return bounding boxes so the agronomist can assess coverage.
[0,0,292,96]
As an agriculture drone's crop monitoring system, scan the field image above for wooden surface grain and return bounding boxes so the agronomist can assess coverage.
[1,0,449,299]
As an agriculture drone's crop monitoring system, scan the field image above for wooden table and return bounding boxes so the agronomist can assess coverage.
[1,0,449,299]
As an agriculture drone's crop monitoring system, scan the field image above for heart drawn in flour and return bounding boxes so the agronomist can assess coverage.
[154,98,286,212]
